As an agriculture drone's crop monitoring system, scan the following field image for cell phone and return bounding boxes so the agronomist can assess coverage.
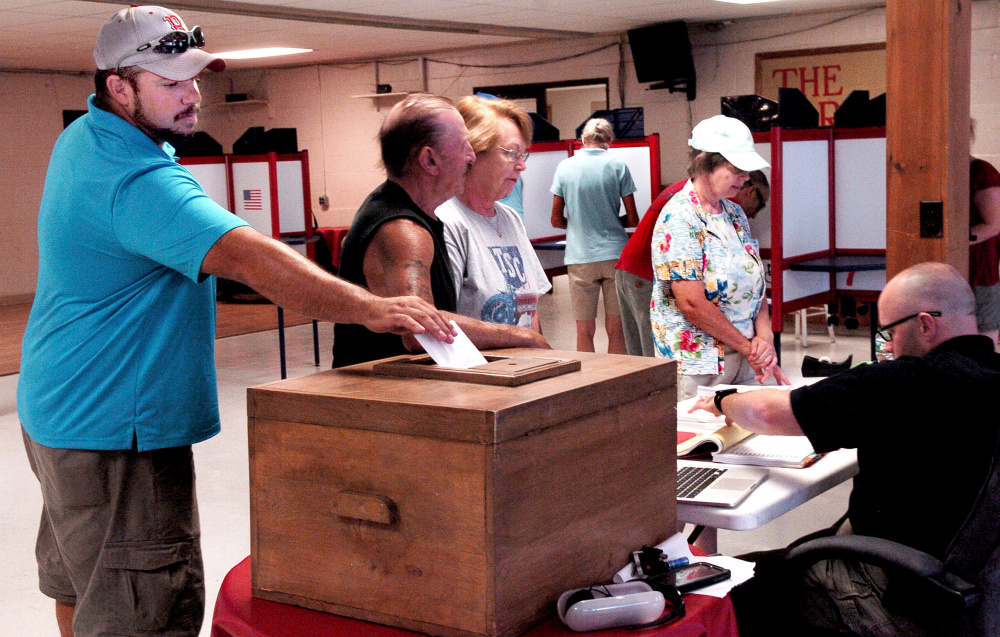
[663,562,731,593]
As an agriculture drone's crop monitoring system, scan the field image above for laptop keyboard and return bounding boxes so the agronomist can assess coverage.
[677,465,727,499]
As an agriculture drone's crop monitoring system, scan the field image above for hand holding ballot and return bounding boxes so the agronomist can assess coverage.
[414,321,488,369]
[364,294,458,341]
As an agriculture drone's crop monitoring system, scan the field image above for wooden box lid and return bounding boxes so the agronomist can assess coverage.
[248,349,676,444]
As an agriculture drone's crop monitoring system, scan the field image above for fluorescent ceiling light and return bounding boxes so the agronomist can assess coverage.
[216,47,313,60]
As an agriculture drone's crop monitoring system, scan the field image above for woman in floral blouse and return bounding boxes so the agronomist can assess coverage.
[651,115,789,398]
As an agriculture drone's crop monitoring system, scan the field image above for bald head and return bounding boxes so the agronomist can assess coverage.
[883,263,976,317]
[879,262,978,357]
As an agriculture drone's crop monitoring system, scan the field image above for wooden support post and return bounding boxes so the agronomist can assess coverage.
[885,0,971,279]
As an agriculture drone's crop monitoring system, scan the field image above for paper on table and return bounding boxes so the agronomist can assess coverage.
[677,395,726,430]
[413,320,488,369]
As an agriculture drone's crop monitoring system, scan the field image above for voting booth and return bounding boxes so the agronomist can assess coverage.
[518,135,660,277]
[746,126,887,342]
[519,135,660,242]
[179,151,315,259]
[248,349,677,637]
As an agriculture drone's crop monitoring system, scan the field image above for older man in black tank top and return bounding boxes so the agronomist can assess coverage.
[334,94,550,368]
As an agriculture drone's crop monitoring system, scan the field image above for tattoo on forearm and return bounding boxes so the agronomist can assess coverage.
[403,261,433,300]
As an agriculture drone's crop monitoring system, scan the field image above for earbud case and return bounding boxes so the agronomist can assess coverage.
[557,581,665,632]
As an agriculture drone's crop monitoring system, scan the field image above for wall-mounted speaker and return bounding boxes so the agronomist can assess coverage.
[627,21,696,101]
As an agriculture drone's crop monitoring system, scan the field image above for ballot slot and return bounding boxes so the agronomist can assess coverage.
[371,354,582,386]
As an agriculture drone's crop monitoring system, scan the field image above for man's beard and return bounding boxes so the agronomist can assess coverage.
[132,94,199,146]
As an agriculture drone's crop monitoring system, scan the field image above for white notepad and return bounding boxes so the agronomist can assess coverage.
[712,434,819,469]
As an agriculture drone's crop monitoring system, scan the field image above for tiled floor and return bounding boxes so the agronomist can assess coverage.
[0,276,871,635]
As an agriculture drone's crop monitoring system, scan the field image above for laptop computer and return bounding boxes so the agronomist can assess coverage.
[677,459,767,507]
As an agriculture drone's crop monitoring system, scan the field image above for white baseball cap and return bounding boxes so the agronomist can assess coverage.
[93,5,225,81]
[688,115,769,172]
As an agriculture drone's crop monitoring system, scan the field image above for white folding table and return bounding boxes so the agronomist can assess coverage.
[677,448,858,552]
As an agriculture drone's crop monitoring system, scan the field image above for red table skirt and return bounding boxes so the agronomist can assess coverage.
[211,556,738,637]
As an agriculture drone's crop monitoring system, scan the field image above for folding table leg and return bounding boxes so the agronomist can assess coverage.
[312,320,320,366]
[277,306,287,380]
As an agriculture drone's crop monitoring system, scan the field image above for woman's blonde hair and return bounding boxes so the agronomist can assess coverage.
[581,118,613,148]
[456,95,533,156]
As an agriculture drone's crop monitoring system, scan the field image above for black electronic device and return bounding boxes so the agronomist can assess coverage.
[574,108,645,140]
[801,355,854,377]
[233,127,298,155]
[627,21,696,100]
[63,109,87,129]
[868,93,886,126]
[660,562,731,593]
[777,88,819,128]
[263,127,298,154]
[721,94,779,133]
[233,126,266,155]
[834,90,887,128]
[171,131,223,157]
[529,112,560,142]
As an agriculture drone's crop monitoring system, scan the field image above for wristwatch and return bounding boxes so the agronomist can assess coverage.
[714,388,739,413]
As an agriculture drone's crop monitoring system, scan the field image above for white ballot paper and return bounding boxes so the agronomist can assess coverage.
[413,320,488,369]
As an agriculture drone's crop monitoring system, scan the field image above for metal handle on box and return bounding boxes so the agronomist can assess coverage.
[334,490,397,526]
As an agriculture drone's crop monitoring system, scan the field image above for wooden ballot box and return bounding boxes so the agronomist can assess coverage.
[248,349,677,637]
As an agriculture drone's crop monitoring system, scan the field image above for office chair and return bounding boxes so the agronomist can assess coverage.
[782,450,1000,637]
[784,534,986,635]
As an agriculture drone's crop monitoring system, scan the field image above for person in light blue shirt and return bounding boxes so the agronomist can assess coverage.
[550,118,639,353]
[18,7,453,636]
[499,176,524,218]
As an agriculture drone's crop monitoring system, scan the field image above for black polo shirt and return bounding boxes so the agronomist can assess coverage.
[790,335,1000,559]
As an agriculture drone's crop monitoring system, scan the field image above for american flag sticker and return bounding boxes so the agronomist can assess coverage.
[243,189,263,211]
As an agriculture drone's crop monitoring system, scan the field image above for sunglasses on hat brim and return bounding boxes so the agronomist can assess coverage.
[116,26,205,70]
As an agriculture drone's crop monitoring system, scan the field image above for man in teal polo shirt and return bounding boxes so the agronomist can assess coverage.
[18,7,452,636]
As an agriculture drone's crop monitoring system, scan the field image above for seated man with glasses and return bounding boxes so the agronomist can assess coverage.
[689,261,1000,637]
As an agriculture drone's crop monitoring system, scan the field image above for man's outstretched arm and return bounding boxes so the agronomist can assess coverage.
[201,226,455,341]
[690,389,804,436]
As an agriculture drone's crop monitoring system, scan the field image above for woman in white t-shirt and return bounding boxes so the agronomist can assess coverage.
[436,96,551,331]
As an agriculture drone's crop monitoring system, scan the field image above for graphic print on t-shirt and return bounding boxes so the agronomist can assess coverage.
[482,245,535,325]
